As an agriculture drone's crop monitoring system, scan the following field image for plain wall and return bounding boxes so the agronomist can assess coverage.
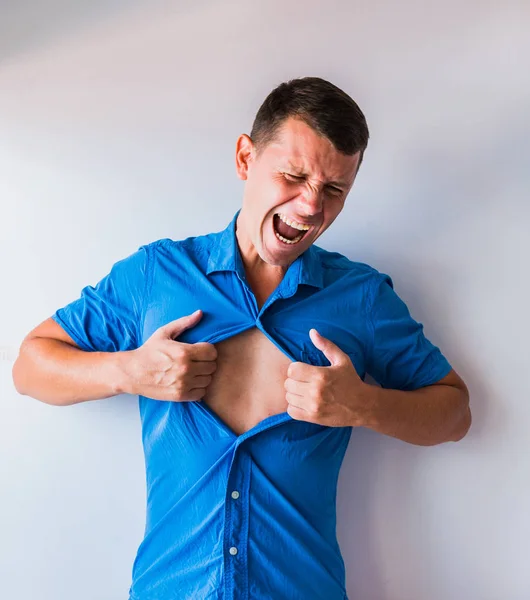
[1,1,528,598]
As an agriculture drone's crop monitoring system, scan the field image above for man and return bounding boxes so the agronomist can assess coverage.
[12,77,470,600]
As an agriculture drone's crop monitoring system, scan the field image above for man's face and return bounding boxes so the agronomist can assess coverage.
[236,116,361,268]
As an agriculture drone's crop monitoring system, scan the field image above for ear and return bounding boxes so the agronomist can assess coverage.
[235,134,255,181]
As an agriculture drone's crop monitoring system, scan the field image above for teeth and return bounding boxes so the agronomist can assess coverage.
[277,213,311,231]
[275,231,304,244]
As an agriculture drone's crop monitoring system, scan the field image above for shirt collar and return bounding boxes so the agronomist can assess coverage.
[206,209,324,289]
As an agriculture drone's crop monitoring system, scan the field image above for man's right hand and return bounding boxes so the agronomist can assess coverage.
[121,309,218,402]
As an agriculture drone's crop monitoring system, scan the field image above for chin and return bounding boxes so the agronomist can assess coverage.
[261,246,290,267]
[265,239,304,267]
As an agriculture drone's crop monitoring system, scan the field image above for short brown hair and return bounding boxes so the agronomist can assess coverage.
[250,77,369,169]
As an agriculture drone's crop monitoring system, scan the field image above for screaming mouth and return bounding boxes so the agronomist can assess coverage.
[273,213,311,245]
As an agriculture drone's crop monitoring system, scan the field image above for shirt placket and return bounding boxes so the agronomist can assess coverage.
[222,414,291,600]
[219,260,301,599]
[223,443,252,600]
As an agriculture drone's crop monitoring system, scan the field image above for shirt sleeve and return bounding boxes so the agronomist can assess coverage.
[51,244,151,352]
[365,271,453,390]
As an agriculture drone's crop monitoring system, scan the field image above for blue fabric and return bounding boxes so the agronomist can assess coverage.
[52,209,452,600]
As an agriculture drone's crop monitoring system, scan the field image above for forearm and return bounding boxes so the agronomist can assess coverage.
[12,337,129,406]
[362,382,471,446]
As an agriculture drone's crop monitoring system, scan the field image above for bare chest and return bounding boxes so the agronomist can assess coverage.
[201,327,291,436]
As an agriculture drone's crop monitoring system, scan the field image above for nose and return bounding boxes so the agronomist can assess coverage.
[299,186,324,216]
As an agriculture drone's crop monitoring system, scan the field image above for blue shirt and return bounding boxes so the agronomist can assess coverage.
[52,208,452,600]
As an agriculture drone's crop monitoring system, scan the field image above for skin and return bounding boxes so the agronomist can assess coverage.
[13,114,471,444]
[232,115,471,444]
[234,116,360,290]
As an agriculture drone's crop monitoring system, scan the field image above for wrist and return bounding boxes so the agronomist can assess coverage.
[111,350,136,396]
[359,382,382,429]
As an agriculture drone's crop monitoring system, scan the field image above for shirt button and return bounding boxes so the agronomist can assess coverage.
[229,546,238,556]
[231,491,240,499]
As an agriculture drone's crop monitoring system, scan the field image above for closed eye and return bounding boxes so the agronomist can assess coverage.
[327,186,343,195]
[284,173,343,195]
[284,173,305,182]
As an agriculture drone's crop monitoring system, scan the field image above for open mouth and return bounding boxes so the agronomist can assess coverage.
[272,213,311,245]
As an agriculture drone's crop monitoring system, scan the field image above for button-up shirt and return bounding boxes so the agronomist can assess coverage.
[52,208,452,600]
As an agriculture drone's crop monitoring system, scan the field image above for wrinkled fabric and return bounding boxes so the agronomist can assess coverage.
[52,209,452,600]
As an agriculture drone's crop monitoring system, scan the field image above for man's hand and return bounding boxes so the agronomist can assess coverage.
[119,310,218,402]
[285,328,372,428]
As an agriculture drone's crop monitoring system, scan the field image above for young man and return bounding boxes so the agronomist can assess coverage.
[13,77,470,600]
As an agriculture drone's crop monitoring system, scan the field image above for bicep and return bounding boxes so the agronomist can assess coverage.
[24,317,81,348]
[429,367,468,394]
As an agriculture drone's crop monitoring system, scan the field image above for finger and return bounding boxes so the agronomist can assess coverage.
[188,360,217,377]
[286,398,310,420]
[285,391,309,410]
[188,342,218,361]
[182,388,206,401]
[284,377,310,397]
[163,341,217,364]
[161,310,203,339]
[191,374,213,388]
[287,361,320,383]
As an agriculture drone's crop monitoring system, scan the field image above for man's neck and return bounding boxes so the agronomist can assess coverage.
[243,265,285,311]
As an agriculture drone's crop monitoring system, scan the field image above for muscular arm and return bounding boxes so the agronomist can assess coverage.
[363,368,471,446]
[12,318,127,406]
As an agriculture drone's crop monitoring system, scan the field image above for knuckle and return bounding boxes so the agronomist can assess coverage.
[315,371,326,385]
[180,361,191,374]
[310,386,320,400]
[311,405,321,417]
[174,347,187,361]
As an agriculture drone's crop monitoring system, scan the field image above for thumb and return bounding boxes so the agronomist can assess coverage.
[159,309,203,340]
[308,328,348,367]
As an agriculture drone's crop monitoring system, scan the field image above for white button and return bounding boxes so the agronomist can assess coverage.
[229,546,238,556]
[231,491,240,499]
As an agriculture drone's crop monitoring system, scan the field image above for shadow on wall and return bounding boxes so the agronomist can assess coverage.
[338,362,493,599]
[0,0,215,62]
[338,426,391,600]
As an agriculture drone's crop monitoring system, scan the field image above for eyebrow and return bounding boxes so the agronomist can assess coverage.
[285,164,348,188]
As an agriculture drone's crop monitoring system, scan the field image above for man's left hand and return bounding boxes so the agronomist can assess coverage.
[285,328,373,428]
